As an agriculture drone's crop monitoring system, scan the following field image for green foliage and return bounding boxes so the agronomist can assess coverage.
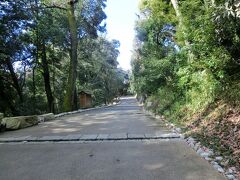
[131,0,240,125]
[0,0,125,115]
[77,37,127,105]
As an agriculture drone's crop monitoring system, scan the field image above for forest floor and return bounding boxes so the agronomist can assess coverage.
[183,102,240,178]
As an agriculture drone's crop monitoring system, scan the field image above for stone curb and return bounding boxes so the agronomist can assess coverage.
[1,102,121,126]
[142,107,239,180]
[185,136,239,180]
[0,133,181,143]
[142,109,184,138]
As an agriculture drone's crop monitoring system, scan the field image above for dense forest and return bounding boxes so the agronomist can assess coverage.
[0,0,129,116]
[1,0,239,170]
[131,0,240,166]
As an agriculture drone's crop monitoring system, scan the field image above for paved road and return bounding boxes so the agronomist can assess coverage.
[0,97,170,138]
[0,97,226,180]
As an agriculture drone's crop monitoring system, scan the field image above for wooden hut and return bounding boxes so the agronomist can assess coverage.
[79,91,92,109]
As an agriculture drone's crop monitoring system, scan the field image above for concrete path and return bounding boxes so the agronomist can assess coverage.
[0,97,226,180]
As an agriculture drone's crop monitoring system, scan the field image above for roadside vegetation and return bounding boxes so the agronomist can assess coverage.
[131,0,240,169]
[0,0,129,116]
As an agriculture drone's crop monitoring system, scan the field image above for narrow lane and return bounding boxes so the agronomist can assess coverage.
[0,97,226,180]
[0,97,170,138]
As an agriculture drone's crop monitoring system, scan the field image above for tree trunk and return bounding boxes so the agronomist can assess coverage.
[170,0,190,46]
[170,0,193,62]
[211,0,215,6]
[32,65,37,113]
[6,57,23,102]
[64,1,80,111]
[41,41,55,113]
[170,0,182,25]
[203,0,215,10]
[32,66,36,97]
[0,78,18,115]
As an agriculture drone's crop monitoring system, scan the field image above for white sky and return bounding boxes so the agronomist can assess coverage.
[105,0,140,70]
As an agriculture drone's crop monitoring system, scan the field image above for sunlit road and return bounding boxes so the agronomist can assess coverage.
[0,97,226,180]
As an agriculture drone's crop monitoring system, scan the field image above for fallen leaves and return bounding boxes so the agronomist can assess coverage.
[187,102,240,171]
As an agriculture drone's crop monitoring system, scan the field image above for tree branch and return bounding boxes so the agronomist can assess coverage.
[42,3,67,11]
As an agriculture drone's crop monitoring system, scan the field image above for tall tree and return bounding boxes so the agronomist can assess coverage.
[64,0,83,111]
[0,0,33,114]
